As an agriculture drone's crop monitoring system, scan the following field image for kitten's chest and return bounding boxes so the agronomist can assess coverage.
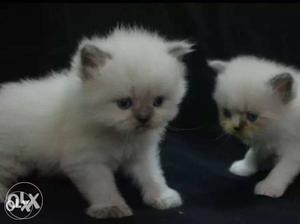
[94,129,160,169]
[251,130,279,152]
[104,135,150,169]
[110,141,140,160]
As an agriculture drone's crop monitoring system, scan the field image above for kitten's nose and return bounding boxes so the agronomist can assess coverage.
[136,114,151,124]
[234,125,243,132]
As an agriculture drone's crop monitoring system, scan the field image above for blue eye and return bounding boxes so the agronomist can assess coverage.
[153,96,164,107]
[116,98,132,110]
[223,108,232,118]
[246,112,258,122]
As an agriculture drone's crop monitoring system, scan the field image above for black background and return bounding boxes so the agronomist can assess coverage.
[2,3,300,133]
[1,3,300,224]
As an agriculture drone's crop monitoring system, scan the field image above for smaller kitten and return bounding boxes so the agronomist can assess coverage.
[209,55,300,198]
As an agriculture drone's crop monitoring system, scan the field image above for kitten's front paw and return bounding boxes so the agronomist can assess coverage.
[254,180,286,198]
[86,204,133,219]
[144,188,182,210]
[229,160,257,177]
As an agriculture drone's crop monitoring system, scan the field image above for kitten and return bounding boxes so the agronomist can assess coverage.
[0,26,193,218]
[209,55,300,198]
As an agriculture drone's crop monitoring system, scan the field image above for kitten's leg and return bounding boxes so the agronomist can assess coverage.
[254,154,300,198]
[229,148,260,176]
[125,149,182,210]
[66,163,132,219]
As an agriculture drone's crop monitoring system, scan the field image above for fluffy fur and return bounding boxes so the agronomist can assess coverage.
[0,26,193,218]
[209,55,300,198]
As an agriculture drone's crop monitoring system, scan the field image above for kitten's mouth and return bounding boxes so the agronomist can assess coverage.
[135,124,151,131]
[232,130,254,141]
[230,129,244,137]
[224,128,247,140]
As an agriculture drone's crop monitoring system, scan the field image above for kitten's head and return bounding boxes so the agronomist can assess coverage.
[208,56,296,141]
[72,27,193,133]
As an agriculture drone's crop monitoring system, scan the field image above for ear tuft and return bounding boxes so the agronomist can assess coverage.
[80,44,111,80]
[207,60,227,73]
[269,72,294,103]
[167,41,194,59]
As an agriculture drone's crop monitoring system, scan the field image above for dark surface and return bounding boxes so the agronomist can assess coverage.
[2,131,300,223]
[1,3,300,223]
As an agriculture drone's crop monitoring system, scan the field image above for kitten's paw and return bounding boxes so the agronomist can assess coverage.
[229,160,257,177]
[144,188,182,210]
[86,204,133,219]
[254,180,286,198]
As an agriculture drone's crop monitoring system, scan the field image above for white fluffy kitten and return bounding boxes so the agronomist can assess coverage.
[209,55,300,198]
[0,27,193,218]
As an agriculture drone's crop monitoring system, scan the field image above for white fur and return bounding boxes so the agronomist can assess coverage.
[211,55,300,198]
[0,27,192,218]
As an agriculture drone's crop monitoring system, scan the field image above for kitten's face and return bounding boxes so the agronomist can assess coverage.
[218,106,270,140]
[209,57,295,141]
[83,65,186,133]
[77,32,192,134]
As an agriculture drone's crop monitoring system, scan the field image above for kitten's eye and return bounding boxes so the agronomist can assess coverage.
[246,112,258,122]
[116,98,132,110]
[153,96,165,107]
[223,108,232,118]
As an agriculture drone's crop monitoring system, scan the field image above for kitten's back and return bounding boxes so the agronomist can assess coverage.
[0,72,79,155]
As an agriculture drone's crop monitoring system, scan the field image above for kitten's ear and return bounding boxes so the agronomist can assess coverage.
[207,60,227,73]
[80,44,111,80]
[269,73,294,103]
[167,41,194,59]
